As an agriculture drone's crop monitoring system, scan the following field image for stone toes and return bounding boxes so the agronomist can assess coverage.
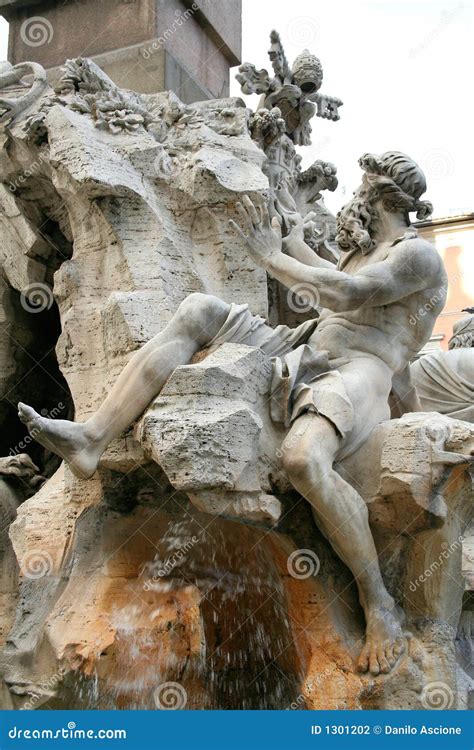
[394,638,405,657]
[378,646,391,674]
[358,636,406,675]
[356,645,370,673]
[369,649,380,675]
[17,402,29,423]
[18,402,38,425]
[386,644,397,667]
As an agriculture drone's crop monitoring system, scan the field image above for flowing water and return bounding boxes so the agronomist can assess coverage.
[68,510,304,710]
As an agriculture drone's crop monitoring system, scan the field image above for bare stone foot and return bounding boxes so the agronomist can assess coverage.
[356,603,406,676]
[18,403,100,479]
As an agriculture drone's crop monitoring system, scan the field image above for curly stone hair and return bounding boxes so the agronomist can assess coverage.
[336,151,433,254]
[448,313,474,349]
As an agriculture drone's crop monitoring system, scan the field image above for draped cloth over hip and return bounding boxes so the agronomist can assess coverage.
[206,303,355,437]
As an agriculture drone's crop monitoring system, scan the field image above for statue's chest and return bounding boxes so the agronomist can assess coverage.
[343,246,390,275]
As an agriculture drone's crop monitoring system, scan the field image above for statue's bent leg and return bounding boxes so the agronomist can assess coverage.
[281,413,406,676]
[18,293,231,479]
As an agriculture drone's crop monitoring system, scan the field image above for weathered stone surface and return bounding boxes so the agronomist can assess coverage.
[138,343,286,523]
[0,51,471,713]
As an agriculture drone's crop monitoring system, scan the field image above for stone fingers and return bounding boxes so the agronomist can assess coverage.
[242,194,261,228]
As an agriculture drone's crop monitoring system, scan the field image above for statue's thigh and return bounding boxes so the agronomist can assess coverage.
[282,412,341,467]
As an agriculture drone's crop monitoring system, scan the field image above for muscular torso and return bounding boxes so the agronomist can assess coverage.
[308,239,447,373]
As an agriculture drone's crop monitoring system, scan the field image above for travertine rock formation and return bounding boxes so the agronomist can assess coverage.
[0,40,472,711]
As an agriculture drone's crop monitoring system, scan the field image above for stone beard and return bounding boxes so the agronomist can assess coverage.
[0,37,472,712]
[335,182,381,255]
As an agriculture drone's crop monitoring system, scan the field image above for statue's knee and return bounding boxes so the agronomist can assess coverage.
[175,292,210,320]
[175,293,229,344]
[281,448,315,484]
[281,436,332,489]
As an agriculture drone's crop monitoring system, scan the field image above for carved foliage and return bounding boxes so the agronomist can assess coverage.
[55,58,154,135]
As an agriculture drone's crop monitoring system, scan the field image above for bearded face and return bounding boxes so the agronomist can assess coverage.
[335,181,381,255]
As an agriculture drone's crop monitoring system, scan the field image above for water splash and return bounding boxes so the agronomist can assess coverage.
[71,510,304,709]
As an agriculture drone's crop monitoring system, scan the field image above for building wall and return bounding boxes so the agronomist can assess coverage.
[416,214,474,352]
[0,0,241,101]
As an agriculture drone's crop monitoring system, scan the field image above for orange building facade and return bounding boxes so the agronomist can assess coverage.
[416,213,474,353]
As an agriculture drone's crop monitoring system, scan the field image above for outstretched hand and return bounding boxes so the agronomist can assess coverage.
[229,195,282,267]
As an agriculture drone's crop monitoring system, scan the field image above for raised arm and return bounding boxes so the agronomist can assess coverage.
[230,196,445,313]
[281,214,336,270]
